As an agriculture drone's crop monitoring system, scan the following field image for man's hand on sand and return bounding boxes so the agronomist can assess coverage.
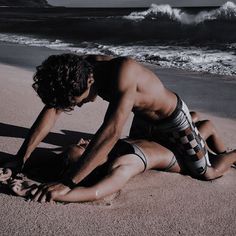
[30,182,71,203]
[1,156,24,174]
[0,168,12,182]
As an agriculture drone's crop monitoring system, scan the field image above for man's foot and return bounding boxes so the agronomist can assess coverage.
[8,179,39,197]
[0,168,12,183]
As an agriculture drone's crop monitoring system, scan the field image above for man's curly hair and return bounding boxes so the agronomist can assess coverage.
[32,53,94,111]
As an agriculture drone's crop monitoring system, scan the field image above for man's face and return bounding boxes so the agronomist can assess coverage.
[74,75,96,108]
[74,88,91,108]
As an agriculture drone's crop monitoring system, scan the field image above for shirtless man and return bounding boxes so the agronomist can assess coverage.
[1,54,217,202]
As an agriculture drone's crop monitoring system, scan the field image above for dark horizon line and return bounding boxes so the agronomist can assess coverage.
[0,5,221,9]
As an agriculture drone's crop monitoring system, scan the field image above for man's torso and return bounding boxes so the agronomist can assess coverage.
[89,55,177,122]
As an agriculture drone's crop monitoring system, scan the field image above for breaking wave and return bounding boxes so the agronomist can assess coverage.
[124,1,236,24]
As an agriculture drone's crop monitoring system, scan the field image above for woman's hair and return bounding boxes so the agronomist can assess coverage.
[32,53,93,111]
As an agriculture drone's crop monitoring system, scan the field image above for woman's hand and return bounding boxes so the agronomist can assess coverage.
[30,182,71,203]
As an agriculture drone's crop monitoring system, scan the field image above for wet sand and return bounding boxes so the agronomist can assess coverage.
[0,43,236,235]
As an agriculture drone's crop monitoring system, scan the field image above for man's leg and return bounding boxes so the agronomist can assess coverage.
[203,150,236,180]
[190,111,200,123]
[196,120,226,155]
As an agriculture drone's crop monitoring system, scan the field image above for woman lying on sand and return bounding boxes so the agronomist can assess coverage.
[0,113,236,203]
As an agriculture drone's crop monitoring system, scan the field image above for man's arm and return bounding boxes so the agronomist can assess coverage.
[17,105,62,164]
[30,87,136,203]
[71,92,135,183]
[30,58,138,203]
[69,60,137,184]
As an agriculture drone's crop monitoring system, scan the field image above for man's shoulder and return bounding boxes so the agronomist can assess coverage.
[110,57,138,76]
[110,56,135,65]
[109,57,140,91]
[84,54,114,62]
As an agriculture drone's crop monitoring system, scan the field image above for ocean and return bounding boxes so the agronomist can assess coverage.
[0,2,235,76]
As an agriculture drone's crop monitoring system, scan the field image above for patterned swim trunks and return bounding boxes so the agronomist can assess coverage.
[130,94,210,178]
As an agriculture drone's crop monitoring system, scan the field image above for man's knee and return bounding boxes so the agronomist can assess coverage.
[190,111,200,123]
[203,120,217,134]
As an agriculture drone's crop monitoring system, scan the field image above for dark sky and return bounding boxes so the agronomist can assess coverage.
[48,0,235,7]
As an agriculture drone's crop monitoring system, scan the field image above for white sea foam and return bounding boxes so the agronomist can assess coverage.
[123,1,236,24]
[0,33,73,50]
[0,33,235,76]
[92,44,236,76]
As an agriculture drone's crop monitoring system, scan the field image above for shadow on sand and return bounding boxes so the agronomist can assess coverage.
[0,122,94,193]
[0,122,93,147]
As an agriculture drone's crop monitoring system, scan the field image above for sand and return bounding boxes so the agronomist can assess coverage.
[0,46,236,236]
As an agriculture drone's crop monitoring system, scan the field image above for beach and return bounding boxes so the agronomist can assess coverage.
[0,42,236,235]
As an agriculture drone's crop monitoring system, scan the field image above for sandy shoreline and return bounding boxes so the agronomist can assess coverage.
[0,44,236,235]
